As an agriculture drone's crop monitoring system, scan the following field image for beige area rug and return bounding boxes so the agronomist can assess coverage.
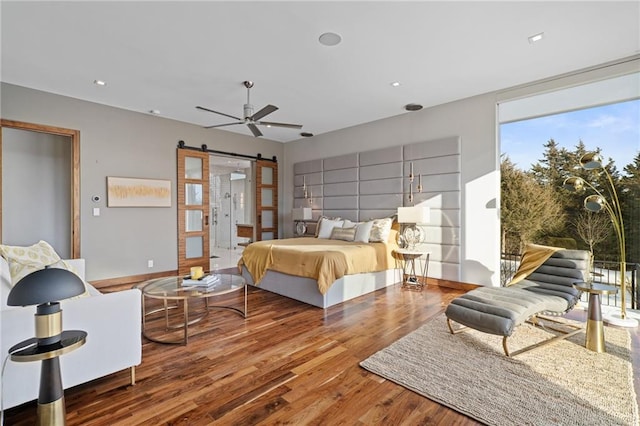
[360,315,638,426]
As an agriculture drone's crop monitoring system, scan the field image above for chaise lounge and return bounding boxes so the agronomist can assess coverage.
[445,245,590,356]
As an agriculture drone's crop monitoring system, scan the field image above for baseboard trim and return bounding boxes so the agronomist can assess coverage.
[90,270,177,289]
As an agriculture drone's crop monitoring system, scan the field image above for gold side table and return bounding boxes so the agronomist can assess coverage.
[574,282,618,353]
[393,249,431,291]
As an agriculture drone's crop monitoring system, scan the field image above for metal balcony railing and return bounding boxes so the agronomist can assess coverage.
[500,252,639,310]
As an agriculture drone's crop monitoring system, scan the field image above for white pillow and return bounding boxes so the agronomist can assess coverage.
[342,219,356,228]
[354,221,374,243]
[369,218,393,242]
[317,218,344,239]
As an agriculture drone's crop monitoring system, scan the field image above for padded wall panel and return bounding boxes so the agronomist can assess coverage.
[422,225,460,246]
[403,136,460,160]
[323,195,358,210]
[359,178,403,195]
[323,153,358,170]
[360,194,403,210]
[412,191,461,209]
[294,171,322,186]
[324,168,358,184]
[360,145,403,166]
[294,159,323,174]
[407,155,460,176]
[323,210,358,221]
[324,182,358,196]
[360,209,397,221]
[405,173,459,194]
[421,243,460,263]
[360,162,403,181]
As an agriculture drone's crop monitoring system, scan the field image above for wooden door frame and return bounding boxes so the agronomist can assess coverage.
[177,148,210,275]
[0,119,81,258]
[256,159,278,241]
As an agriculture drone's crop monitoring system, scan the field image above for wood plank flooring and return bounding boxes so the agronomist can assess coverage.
[4,283,639,425]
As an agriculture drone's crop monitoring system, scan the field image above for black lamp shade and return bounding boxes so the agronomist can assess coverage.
[7,268,85,307]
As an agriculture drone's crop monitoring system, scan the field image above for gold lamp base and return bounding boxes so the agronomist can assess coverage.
[37,398,66,426]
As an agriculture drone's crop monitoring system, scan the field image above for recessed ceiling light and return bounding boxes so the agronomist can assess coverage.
[319,32,342,46]
[93,79,106,86]
[391,82,401,87]
[148,109,161,115]
[300,132,314,137]
[404,103,423,112]
[528,32,544,44]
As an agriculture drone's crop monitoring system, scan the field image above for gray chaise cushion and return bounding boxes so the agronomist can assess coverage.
[445,249,589,337]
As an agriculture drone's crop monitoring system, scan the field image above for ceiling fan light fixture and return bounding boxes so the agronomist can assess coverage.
[404,103,423,112]
[319,32,342,46]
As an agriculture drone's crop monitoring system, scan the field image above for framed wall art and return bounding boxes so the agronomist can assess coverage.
[107,177,171,207]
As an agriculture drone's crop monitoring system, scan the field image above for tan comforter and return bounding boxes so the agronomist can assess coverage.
[238,237,397,295]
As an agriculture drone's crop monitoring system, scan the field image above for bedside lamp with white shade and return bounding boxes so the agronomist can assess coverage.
[397,206,430,250]
[292,207,312,236]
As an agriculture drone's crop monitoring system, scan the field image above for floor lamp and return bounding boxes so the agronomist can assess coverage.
[7,267,87,425]
[563,152,638,328]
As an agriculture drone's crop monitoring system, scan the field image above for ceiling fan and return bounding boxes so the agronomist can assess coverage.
[196,81,303,137]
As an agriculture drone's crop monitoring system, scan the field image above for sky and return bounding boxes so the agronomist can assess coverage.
[500,99,640,174]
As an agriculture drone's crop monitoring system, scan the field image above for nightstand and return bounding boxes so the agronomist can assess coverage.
[393,249,431,291]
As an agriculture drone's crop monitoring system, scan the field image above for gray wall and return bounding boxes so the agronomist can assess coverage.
[1,83,284,281]
[2,128,71,257]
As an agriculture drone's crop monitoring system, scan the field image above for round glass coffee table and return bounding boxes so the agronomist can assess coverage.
[136,274,246,345]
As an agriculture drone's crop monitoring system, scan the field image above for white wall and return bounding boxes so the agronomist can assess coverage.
[1,83,284,281]
[284,93,500,286]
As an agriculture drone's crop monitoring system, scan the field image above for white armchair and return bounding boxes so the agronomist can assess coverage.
[1,257,142,409]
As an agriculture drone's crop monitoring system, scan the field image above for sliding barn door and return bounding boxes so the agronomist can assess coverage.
[177,149,210,275]
[255,159,278,241]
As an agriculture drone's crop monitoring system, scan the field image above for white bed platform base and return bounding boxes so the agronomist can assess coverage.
[241,266,400,309]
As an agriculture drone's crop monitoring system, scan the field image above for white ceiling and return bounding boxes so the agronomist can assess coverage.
[2,1,639,143]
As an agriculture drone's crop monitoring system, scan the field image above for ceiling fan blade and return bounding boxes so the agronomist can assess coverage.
[259,121,303,129]
[250,104,278,121]
[196,105,242,121]
[204,122,242,129]
[247,123,263,137]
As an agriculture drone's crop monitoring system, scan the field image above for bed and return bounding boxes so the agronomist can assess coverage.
[239,234,400,308]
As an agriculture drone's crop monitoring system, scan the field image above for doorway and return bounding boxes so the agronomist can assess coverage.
[209,155,253,269]
[0,119,80,258]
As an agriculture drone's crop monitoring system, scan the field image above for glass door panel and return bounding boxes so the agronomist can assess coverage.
[256,159,278,241]
[177,149,209,275]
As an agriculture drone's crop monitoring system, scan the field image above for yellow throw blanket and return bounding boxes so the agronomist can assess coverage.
[508,243,563,286]
[238,237,396,295]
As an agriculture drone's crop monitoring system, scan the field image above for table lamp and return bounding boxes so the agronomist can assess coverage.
[397,206,430,250]
[7,267,87,425]
[292,207,312,236]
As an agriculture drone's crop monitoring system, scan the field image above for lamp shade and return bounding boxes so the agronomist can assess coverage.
[292,207,312,221]
[397,206,430,224]
[580,152,604,170]
[7,268,85,307]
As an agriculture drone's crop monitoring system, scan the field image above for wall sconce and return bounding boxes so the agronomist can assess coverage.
[407,163,423,204]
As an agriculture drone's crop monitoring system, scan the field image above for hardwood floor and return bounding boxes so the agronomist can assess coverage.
[4,283,639,425]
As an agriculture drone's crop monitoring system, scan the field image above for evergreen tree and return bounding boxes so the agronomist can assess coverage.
[622,152,640,264]
[501,156,564,253]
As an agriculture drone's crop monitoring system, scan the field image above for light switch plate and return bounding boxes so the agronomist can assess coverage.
[92,207,100,216]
